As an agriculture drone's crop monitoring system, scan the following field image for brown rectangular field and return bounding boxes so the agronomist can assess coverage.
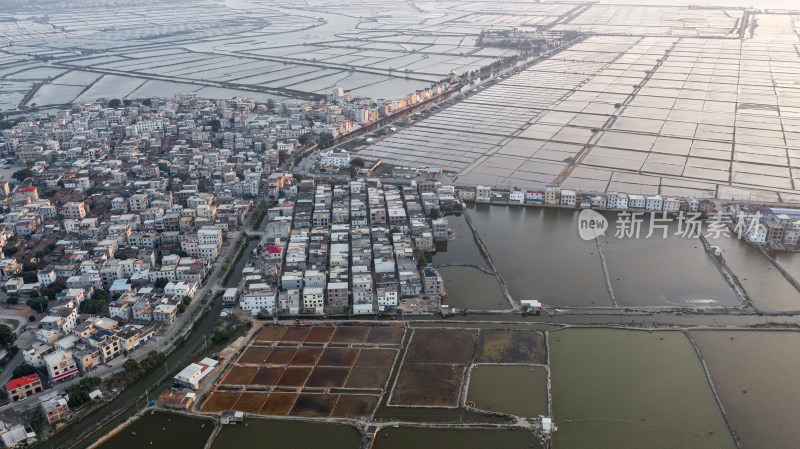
[404,329,476,364]
[391,363,465,407]
[332,394,379,417]
[233,393,268,412]
[201,392,240,411]
[281,327,310,342]
[366,327,404,345]
[238,346,272,364]
[265,347,297,365]
[251,367,285,386]
[475,330,547,364]
[354,349,397,369]
[259,393,297,415]
[318,348,359,367]
[276,367,312,387]
[304,327,335,343]
[330,326,370,344]
[289,347,324,366]
[345,367,390,389]
[290,393,338,417]
[305,367,350,388]
[221,366,258,385]
[255,326,286,342]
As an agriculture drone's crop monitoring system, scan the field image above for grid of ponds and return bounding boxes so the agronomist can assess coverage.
[360,13,800,202]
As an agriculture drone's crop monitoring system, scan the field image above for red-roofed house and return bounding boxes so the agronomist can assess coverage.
[262,245,283,261]
[5,374,43,401]
[15,185,38,202]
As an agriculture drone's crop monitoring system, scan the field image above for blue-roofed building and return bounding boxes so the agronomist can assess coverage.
[87,328,122,362]
[422,266,444,299]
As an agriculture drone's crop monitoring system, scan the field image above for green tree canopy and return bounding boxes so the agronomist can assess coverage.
[123,359,139,373]
[27,297,48,313]
[12,169,32,182]
[22,262,37,272]
[3,246,19,256]
[12,363,37,378]
[211,330,231,344]
[0,325,15,349]
[68,390,90,408]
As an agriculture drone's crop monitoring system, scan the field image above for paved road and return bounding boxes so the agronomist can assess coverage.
[0,220,253,413]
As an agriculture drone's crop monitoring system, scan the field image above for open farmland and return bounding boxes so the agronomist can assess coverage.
[200,323,403,418]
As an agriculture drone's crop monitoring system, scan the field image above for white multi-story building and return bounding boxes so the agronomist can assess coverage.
[560,190,576,207]
[44,351,79,383]
[645,194,663,211]
[302,287,324,314]
[687,197,699,212]
[475,186,491,202]
[606,193,619,209]
[240,290,276,314]
[198,227,222,246]
[628,194,645,210]
[153,303,177,325]
[23,342,52,367]
[616,193,628,210]
[164,281,197,297]
[320,150,351,168]
[37,269,56,286]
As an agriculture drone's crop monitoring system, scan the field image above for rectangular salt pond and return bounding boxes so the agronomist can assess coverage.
[549,328,736,449]
[371,427,541,449]
[689,330,800,449]
[465,364,548,418]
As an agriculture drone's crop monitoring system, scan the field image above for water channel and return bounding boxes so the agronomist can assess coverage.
[48,203,800,449]
[44,239,260,449]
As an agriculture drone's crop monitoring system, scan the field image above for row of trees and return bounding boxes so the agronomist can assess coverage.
[65,376,101,409]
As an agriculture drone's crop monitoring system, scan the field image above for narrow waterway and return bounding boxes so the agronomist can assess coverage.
[44,239,259,449]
